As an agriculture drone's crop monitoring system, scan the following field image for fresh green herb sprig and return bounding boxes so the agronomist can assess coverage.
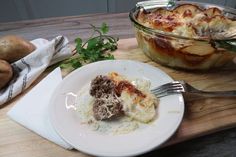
[60,23,118,70]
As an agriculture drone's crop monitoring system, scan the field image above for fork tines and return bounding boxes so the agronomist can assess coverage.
[151,81,184,98]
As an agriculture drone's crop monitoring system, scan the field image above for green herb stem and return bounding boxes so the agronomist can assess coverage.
[60,22,118,70]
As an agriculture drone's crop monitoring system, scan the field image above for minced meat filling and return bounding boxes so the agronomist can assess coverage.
[90,75,123,120]
[90,75,116,98]
[92,95,123,120]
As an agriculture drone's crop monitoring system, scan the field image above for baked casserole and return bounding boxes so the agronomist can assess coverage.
[129,1,236,70]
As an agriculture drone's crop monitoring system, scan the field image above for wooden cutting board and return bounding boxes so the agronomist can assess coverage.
[2,38,236,152]
[111,38,236,145]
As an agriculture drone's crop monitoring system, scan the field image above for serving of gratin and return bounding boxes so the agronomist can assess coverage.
[76,72,159,134]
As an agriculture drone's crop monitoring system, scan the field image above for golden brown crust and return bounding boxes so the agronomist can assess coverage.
[204,7,222,18]
[173,4,202,17]
[136,4,234,38]
[134,4,236,70]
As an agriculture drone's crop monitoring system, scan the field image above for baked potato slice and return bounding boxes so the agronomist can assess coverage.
[204,7,222,18]
[174,4,202,17]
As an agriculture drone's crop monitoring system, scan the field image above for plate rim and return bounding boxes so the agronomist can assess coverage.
[49,60,185,157]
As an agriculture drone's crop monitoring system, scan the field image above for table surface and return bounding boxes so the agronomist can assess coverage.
[0,13,236,157]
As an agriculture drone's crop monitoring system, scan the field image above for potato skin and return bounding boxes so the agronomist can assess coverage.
[0,59,13,89]
[0,35,36,63]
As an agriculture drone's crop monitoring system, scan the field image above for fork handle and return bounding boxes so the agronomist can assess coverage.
[183,90,236,101]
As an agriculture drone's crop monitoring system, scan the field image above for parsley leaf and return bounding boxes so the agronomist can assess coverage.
[101,23,109,34]
[60,23,118,70]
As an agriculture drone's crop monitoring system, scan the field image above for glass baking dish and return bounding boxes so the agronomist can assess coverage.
[129,1,236,70]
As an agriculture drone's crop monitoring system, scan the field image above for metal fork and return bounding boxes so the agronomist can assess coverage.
[151,81,236,100]
[136,0,176,10]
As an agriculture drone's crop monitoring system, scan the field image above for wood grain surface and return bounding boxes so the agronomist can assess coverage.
[114,38,236,145]
[1,13,236,157]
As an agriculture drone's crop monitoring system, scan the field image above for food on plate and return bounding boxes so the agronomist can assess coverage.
[0,59,13,89]
[90,72,158,123]
[90,75,123,120]
[130,3,236,70]
[0,35,36,63]
[74,72,159,134]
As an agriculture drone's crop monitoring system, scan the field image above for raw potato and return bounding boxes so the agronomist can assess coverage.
[0,59,13,89]
[0,35,36,63]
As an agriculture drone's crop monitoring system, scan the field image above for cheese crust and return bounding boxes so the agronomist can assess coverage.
[135,4,236,70]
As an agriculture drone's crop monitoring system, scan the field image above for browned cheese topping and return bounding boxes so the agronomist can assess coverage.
[89,74,147,121]
[137,4,235,38]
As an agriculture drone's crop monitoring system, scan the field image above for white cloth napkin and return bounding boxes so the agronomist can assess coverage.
[7,67,73,149]
[0,36,71,106]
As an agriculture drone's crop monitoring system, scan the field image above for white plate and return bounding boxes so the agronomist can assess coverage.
[49,60,184,157]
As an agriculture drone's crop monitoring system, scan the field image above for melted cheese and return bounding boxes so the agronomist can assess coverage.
[108,72,158,123]
[121,91,157,123]
[137,4,236,39]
